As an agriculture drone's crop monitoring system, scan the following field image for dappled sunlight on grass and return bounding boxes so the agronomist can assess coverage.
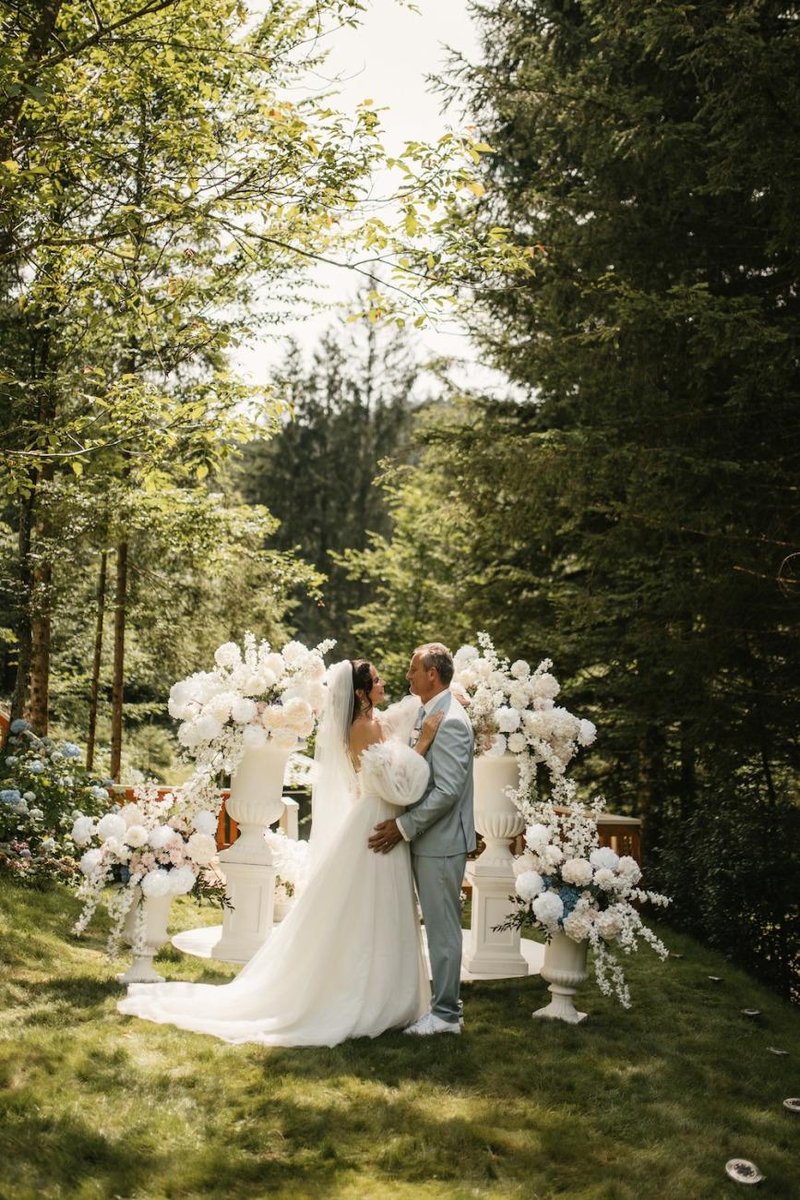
[0,877,797,1199]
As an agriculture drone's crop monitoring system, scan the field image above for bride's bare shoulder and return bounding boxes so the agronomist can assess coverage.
[349,714,384,767]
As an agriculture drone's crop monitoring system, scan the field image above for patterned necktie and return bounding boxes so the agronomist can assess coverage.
[410,704,426,746]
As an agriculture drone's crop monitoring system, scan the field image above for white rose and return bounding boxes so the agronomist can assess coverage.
[214,642,242,669]
[495,706,521,733]
[533,890,564,926]
[192,811,218,837]
[124,824,149,849]
[79,848,104,876]
[71,816,96,847]
[561,857,593,886]
[590,846,620,871]
[96,813,126,843]
[515,870,544,902]
[186,832,217,866]
[141,869,172,898]
[167,865,197,895]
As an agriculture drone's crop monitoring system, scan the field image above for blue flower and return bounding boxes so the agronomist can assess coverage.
[90,785,110,800]
[9,719,30,734]
[28,761,45,774]
[0,789,21,804]
[62,743,82,759]
[4,756,17,766]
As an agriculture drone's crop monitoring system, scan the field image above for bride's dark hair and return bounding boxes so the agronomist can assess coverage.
[350,659,375,721]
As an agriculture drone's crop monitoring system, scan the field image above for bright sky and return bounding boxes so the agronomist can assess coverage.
[238,0,507,396]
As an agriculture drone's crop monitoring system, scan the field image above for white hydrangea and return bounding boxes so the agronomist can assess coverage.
[525,823,550,850]
[141,869,172,898]
[123,824,149,849]
[204,690,238,722]
[515,870,545,902]
[71,816,96,847]
[507,731,528,755]
[80,848,104,876]
[512,851,539,878]
[281,640,306,665]
[542,844,564,868]
[578,719,597,746]
[562,909,593,942]
[167,865,197,895]
[96,813,126,843]
[231,696,257,724]
[561,857,593,886]
[194,712,224,743]
[590,846,620,871]
[149,824,180,851]
[118,803,146,828]
[283,697,314,737]
[617,855,642,883]
[596,909,624,941]
[496,706,521,733]
[186,832,217,866]
[532,672,560,700]
[594,867,618,891]
[454,644,479,667]
[510,659,530,680]
[242,722,268,749]
[508,684,531,711]
[214,642,242,668]
[192,811,218,837]
[532,890,564,927]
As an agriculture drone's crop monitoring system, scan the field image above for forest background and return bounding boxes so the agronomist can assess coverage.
[1,0,797,1002]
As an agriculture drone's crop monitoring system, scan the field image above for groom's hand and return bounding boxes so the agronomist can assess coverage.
[368,819,403,854]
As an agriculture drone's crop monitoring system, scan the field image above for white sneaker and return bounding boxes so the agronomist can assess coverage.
[403,1012,461,1037]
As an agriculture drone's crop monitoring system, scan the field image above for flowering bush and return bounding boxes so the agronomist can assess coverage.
[71,785,227,955]
[0,720,110,887]
[169,633,334,811]
[504,787,670,1007]
[452,632,596,808]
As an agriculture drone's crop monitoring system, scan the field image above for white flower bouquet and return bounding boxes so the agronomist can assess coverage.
[505,785,670,1007]
[71,786,225,955]
[452,632,596,808]
[168,634,334,789]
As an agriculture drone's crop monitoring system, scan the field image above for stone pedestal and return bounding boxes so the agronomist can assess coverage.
[463,754,528,976]
[211,740,296,963]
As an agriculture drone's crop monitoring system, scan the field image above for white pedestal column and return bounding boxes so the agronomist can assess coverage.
[211,740,296,963]
[117,889,173,984]
[463,754,528,977]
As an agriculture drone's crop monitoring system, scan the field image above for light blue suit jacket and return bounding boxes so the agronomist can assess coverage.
[396,690,476,857]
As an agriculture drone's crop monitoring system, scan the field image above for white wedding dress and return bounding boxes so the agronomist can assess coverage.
[117,740,430,1046]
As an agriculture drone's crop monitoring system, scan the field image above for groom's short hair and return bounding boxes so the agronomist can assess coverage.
[416,642,454,687]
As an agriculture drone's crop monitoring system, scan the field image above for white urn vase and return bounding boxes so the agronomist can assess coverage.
[117,887,173,984]
[463,753,528,976]
[212,738,297,963]
[532,931,589,1023]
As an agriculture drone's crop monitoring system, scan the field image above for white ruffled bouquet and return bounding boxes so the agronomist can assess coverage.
[506,786,670,1007]
[70,786,225,955]
[452,632,596,809]
[168,633,334,789]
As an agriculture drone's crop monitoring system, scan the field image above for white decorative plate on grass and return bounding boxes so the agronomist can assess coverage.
[724,1159,764,1185]
[782,1098,800,1114]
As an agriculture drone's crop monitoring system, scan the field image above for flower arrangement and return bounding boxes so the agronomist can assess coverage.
[0,720,110,887]
[264,827,309,901]
[168,633,334,810]
[71,786,226,955]
[452,632,596,809]
[503,786,670,1006]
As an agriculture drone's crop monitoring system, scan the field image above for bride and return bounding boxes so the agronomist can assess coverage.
[117,658,442,1046]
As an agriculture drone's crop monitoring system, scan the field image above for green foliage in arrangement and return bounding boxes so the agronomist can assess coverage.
[0,879,798,1199]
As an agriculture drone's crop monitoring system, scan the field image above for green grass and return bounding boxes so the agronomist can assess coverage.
[0,877,797,1200]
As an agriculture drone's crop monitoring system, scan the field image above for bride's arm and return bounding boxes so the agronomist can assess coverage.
[413,710,443,757]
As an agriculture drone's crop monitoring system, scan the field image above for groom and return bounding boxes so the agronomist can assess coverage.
[368,642,475,1036]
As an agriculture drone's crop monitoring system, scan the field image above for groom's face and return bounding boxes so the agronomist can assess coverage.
[407,652,437,703]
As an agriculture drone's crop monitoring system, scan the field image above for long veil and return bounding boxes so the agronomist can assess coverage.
[307,659,357,868]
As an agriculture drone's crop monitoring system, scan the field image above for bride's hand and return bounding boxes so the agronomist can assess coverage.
[415,710,443,754]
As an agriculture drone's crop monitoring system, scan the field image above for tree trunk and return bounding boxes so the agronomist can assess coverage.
[86,550,108,770]
[10,490,36,722]
[28,559,52,734]
[110,542,128,780]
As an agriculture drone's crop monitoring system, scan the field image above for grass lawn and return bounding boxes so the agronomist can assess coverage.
[0,876,797,1200]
